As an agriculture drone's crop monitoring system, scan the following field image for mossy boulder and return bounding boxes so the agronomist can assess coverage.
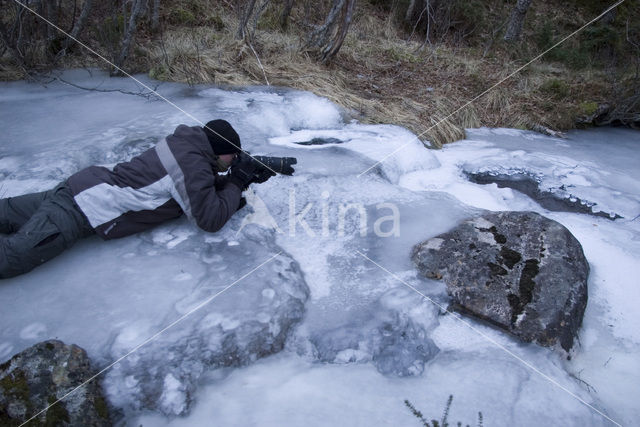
[0,340,112,426]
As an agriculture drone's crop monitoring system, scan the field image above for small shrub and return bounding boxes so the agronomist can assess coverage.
[168,8,196,26]
[404,395,484,427]
[207,14,226,31]
[539,78,570,99]
[388,46,421,63]
[578,101,599,115]
[580,23,623,64]
[534,21,589,69]
[451,0,487,36]
[535,21,554,52]
[94,15,125,59]
[149,64,170,81]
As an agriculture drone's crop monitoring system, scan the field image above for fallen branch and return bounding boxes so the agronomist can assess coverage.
[531,124,567,139]
[54,75,162,100]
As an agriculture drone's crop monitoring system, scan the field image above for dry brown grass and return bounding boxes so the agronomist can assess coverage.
[1,0,628,146]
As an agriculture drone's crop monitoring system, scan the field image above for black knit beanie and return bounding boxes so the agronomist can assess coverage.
[203,119,242,155]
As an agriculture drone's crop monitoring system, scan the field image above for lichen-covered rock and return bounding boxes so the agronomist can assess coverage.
[411,211,589,352]
[0,340,111,426]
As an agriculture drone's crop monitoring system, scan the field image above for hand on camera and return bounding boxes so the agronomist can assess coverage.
[228,155,257,191]
[251,167,276,184]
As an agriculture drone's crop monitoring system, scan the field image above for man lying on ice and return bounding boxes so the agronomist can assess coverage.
[0,119,274,279]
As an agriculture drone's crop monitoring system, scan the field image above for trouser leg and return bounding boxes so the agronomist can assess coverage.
[0,184,93,279]
[0,190,52,234]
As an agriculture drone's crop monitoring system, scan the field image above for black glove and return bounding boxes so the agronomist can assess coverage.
[251,167,276,184]
[228,155,258,190]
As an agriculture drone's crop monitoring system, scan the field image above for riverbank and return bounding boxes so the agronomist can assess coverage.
[2,72,639,424]
[1,1,638,146]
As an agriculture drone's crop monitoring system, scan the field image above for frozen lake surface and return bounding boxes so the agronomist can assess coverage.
[1,70,639,426]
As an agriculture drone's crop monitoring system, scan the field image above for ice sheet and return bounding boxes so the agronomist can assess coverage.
[1,70,639,425]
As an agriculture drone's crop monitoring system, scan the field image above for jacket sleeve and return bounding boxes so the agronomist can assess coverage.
[185,152,242,232]
[214,174,231,192]
[160,127,242,232]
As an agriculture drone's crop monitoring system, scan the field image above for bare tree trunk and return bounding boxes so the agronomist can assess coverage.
[236,0,258,39]
[151,0,160,33]
[250,0,271,37]
[319,0,355,63]
[58,0,93,56]
[113,0,145,75]
[45,0,56,41]
[0,9,29,73]
[306,0,356,63]
[504,0,533,42]
[280,0,295,31]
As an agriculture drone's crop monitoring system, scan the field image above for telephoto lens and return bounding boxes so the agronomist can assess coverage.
[252,155,297,175]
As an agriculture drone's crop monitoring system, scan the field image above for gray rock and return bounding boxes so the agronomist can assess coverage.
[0,340,111,426]
[411,211,589,352]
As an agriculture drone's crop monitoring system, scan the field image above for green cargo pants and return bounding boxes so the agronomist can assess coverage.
[0,183,94,279]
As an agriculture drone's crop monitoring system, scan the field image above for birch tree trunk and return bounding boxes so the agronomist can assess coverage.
[280,0,295,31]
[151,0,160,33]
[504,0,533,42]
[113,0,145,75]
[236,0,258,39]
[58,0,94,55]
[306,0,356,63]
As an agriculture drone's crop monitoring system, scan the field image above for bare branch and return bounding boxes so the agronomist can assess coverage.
[54,75,162,100]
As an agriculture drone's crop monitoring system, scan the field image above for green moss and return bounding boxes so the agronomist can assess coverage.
[44,395,70,427]
[149,65,170,81]
[579,101,598,115]
[0,370,33,421]
[94,394,110,420]
[0,371,30,404]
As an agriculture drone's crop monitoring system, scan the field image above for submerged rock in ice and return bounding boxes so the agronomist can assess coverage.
[307,287,440,377]
[466,170,623,220]
[102,225,310,416]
